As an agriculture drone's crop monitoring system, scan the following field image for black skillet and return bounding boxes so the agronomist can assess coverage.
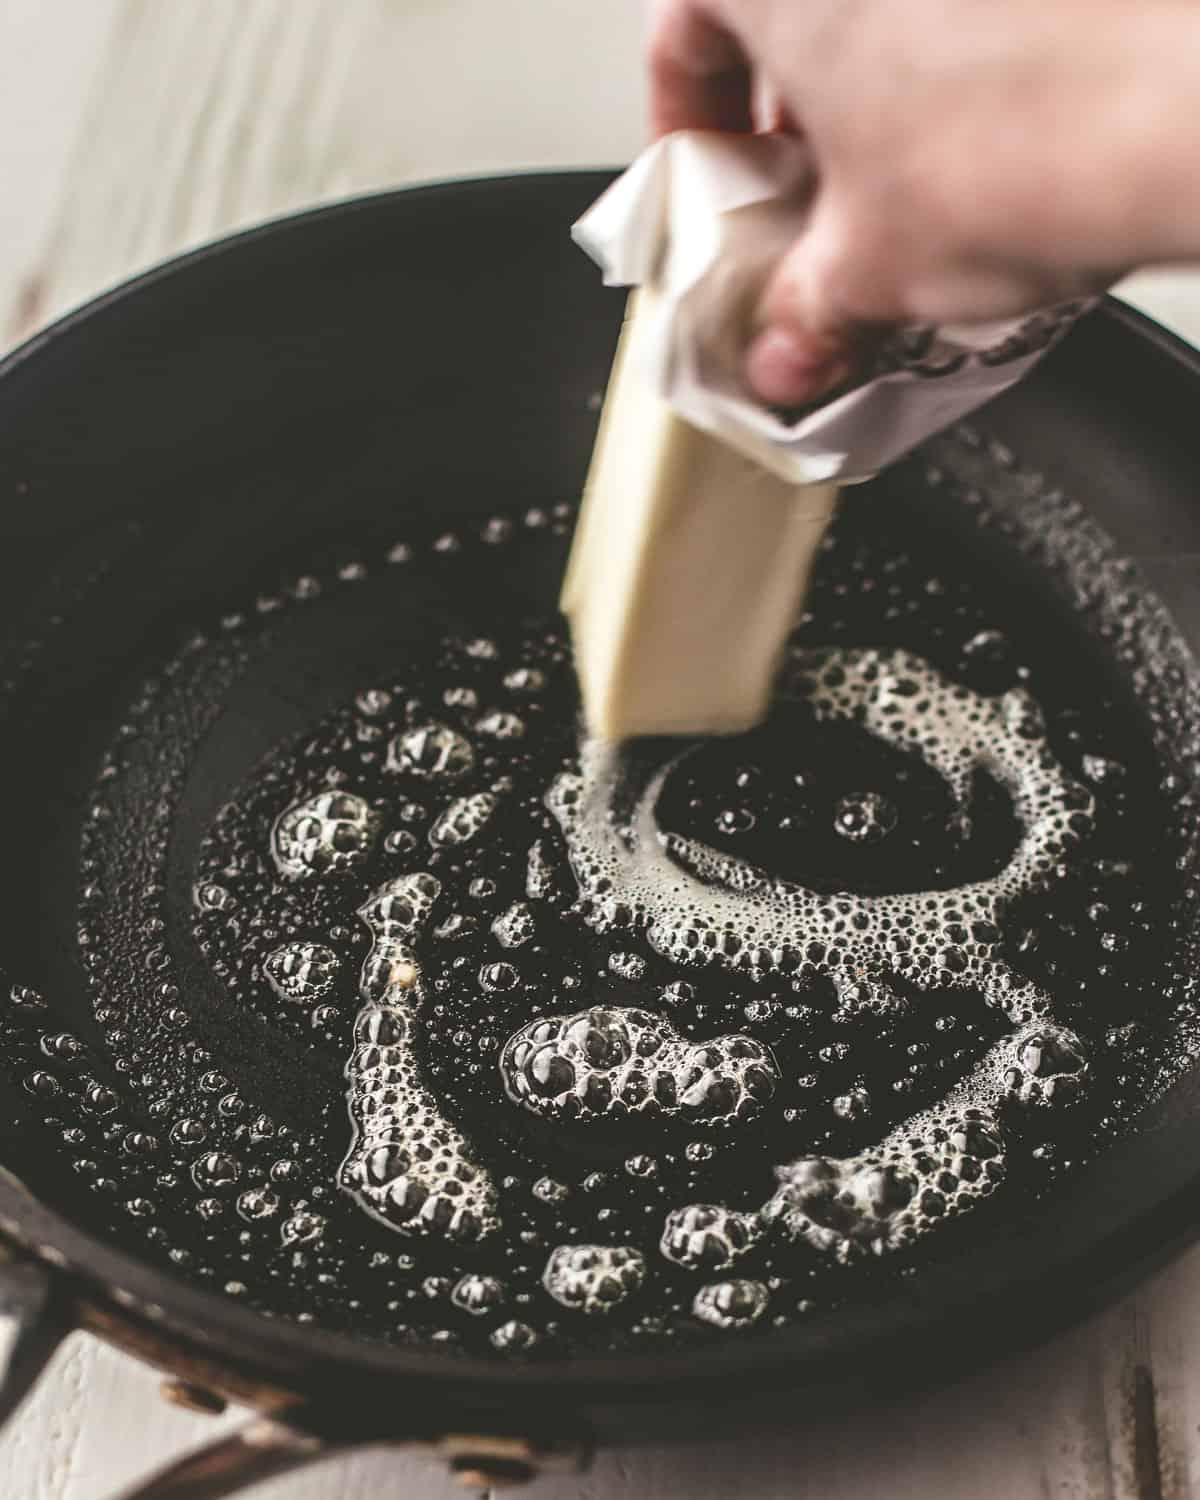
[1,173,1200,1498]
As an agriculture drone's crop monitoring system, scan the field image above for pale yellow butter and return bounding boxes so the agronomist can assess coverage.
[563,291,838,742]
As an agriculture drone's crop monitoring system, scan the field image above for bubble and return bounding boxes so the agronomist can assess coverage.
[386,724,474,781]
[660,1204,763,1271]
[237,1188,281,1222]
[355,688,392,719]
[692,1279,769,1330]
[475,711,525,741]
[661,981,695,1009]
[170,1118,205,1147]
[543,1244,646,1315]
[532,1177,569,1203]
[492,902,535,950]
[193,881,235,913]
[504,667,545,694]
[962,628,1009,664]
[263,942,341,1006]
[451,1273,506,1316]
[281,1211,326,1246]
[1082,753,1126,787]
[490,1319,538,1352]
[384,830,419,857]
[716,808,755,835]
[832,1088,872,1121]
[272,791,379,880]
[500,1006,779,1128]
[429,792,497,849]
[833,792,898,845]
[191,1152,241,1192]
[480,962,519,993]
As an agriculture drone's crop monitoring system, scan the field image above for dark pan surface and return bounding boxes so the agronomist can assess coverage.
[0,176,1200,1443]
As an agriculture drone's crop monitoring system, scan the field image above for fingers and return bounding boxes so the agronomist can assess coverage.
[648,0,754,136]
[744,203,1105,407]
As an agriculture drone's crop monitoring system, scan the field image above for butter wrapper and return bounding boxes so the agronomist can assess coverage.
[573,133,1091,485]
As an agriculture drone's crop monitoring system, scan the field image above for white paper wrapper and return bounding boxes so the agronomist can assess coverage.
[573,133,1091,485]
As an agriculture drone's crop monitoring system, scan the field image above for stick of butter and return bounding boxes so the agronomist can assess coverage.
[562,288,837,742]
[564,133,1093,742]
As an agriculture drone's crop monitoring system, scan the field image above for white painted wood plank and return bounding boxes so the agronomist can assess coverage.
[0,0,645,350]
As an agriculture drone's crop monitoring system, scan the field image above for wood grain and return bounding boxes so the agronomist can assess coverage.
[2,4,1200,1499]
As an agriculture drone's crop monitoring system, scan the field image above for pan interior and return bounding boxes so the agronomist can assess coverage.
[1,406,1197,1364]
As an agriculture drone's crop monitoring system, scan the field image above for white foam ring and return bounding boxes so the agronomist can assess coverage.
[340,872,500,1244]
[548,648,1096,1261]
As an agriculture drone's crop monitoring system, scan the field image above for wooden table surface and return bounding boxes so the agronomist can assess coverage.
[2,5,1200,1498]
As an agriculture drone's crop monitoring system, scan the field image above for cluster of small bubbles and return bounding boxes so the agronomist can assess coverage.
[660,1204,763,1271]
[608,951,647,982]
[262,943,341,1006]
[691,1279,769,1330]
[451,1273,506,1315]
[428,792,497,850]
[475,711,525,741]
[386,723,474,781]
[341,991,499,1244]
[500,1006,779,1128]
[492,902,535,950]
[765,1104,1011,1261]
[271,791,379,880]
[356,872,440,1002]
[542,1244,646,1315]
[833,792,899,845]
[834,980,911,1024]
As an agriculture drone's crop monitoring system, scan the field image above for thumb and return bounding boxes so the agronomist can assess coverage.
[745,205,883,407]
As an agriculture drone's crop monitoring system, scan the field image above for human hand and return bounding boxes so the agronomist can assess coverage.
[649,0,1196,404]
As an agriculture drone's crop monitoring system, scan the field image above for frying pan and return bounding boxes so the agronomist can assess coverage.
[1,172,1200,1499]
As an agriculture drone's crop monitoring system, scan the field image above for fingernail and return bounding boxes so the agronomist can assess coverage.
[746,326,848,406]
